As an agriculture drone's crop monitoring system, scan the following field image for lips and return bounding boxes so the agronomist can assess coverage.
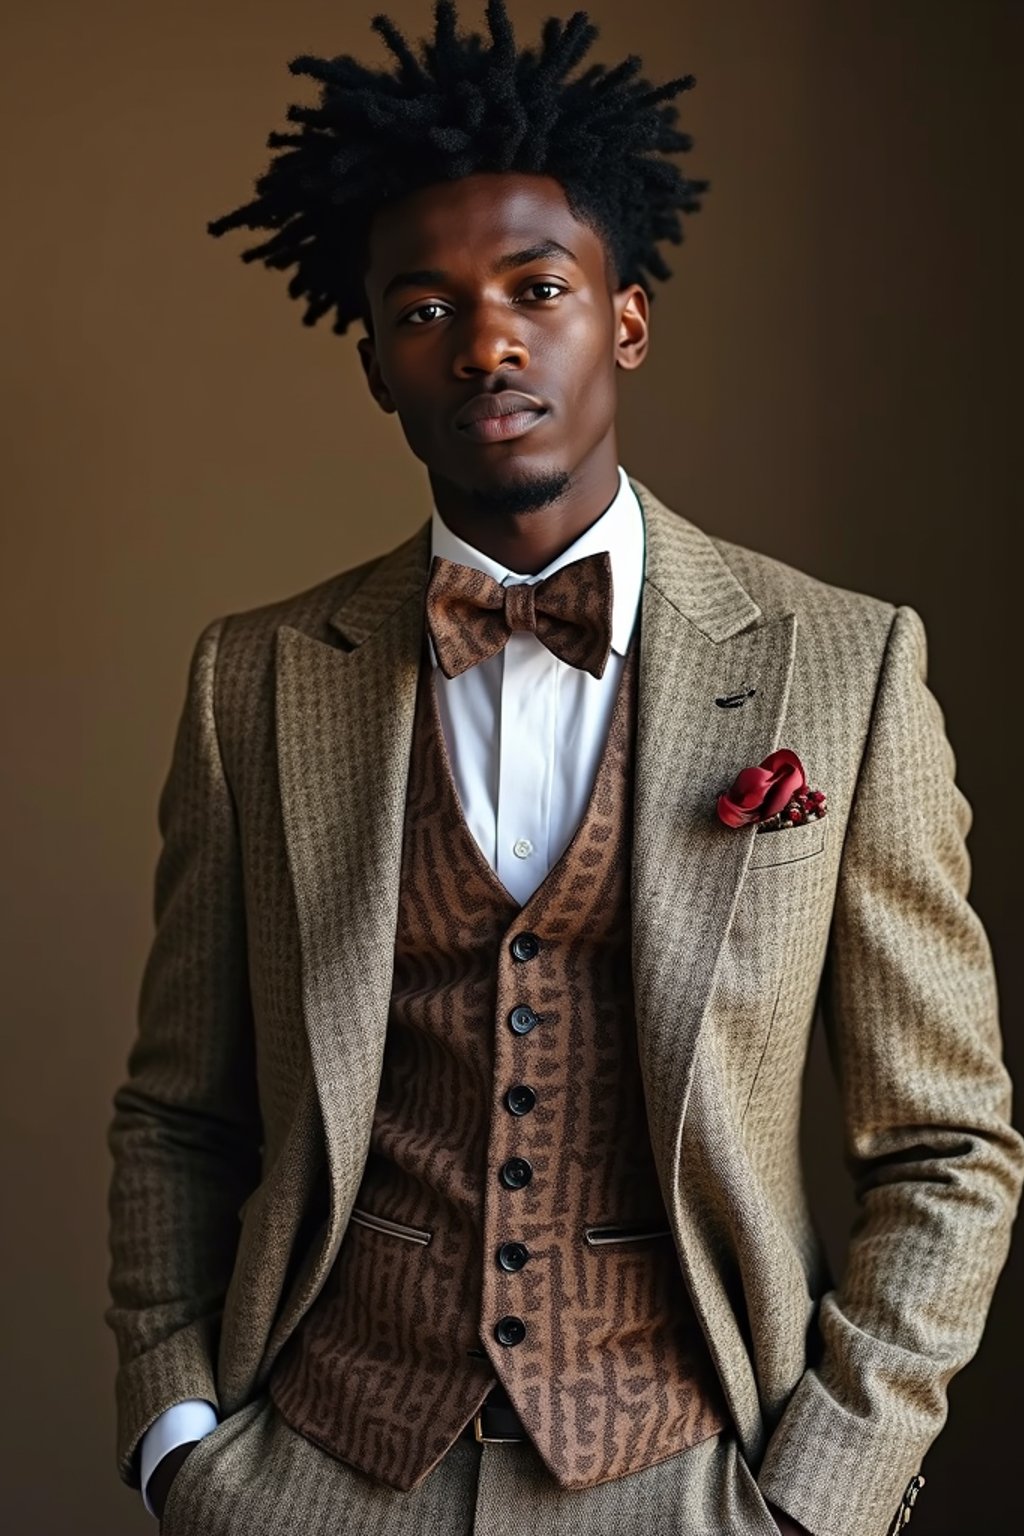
[453,390,549,444]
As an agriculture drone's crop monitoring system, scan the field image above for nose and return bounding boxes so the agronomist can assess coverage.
[451,305,530,378]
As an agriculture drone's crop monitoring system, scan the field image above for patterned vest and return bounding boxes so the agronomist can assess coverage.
[268,628,727,1491]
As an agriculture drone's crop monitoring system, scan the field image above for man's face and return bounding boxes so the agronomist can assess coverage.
[358,172,648,510]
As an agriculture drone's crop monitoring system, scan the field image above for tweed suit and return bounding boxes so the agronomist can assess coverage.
[106,479,1024,1536]
[268,633,728,1492]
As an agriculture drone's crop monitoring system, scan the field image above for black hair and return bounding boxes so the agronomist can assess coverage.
[206,0,708,336]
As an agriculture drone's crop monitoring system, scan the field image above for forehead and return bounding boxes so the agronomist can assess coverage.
[364,172,609,286]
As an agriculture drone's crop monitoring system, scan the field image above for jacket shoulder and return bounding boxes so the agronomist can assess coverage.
[709,531,899,653]
[184,528,426,749]
[209,523,428,671]
[221,547,393,647]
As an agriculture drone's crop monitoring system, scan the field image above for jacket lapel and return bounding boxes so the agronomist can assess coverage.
[274,524,430,1247]
[629,479,798,1188]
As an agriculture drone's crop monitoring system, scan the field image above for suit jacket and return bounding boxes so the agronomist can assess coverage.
[106,478,1023,1536]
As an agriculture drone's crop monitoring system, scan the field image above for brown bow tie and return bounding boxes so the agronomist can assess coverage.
[425,550,614,680]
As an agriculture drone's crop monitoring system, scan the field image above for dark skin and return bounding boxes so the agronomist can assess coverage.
[151,173,809,1536]
[357,171,647,574]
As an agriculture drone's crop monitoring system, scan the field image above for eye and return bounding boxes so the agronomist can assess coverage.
[401,301,451,326]
[520,281,566,302]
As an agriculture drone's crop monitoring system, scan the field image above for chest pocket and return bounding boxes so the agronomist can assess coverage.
[746,815,828,870]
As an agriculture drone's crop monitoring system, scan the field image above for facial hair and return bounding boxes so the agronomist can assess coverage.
[466,468,572,517]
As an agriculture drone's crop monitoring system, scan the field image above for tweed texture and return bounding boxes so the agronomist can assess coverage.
[424,548,614,678]
[106,480,1024,1536]
[159,1394,481,1536]
[269,632,725,1490]
[160,1393,776,1536]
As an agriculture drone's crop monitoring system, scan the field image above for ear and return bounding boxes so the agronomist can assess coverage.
[356,334,397,414]
[613,284,649,371]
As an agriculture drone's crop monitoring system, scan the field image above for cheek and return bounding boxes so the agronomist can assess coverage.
[389,405,436,467]
[540,310,618,420]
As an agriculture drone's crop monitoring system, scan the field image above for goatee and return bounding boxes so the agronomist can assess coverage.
[467,468,572,517]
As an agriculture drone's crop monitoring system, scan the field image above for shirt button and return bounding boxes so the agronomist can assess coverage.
[510,932,541,962]
[496,1241,530,1273]
[505,1085,537,1117]
[495,1315,527,1347]
[499,1157,533,1190]
[508,1005,539,1036]
[512,838,534,859]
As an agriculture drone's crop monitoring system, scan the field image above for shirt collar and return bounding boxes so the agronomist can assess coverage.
[429,464,645,662]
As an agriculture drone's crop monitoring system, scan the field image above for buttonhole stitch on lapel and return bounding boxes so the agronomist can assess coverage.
[715,688,756,709]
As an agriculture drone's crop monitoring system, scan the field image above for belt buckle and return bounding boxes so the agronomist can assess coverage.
[473,1409,525,1445]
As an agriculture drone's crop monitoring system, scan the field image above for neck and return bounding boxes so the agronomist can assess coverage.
[428,438,621,575]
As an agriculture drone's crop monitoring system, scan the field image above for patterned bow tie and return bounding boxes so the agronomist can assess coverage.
[425,550,614,680]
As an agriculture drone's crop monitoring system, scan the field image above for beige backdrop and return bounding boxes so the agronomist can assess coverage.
[1,2,1020,1532]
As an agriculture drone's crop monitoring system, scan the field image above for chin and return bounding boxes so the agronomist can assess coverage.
[465,461,572,517]
[443,442,569,509]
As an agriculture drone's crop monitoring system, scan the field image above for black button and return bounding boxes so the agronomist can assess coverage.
[499,1157,533,1190]
[508,1005,539,1036]
[495,1315,527,1347]
[505,1084,537,1117]
[496,1240,530,1272]
[510,932,541,962]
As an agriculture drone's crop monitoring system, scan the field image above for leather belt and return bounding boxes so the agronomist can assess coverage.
[461,1383,527,1444]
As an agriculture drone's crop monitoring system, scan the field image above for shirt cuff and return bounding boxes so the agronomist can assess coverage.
[139,1399,218,1517]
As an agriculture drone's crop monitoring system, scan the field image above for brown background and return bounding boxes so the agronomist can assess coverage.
[1,2,1020,1532]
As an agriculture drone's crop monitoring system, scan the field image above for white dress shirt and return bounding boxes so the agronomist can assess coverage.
[430,462,644,904]
[138,463,646,1512]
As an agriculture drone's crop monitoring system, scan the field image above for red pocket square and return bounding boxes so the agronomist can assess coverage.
[716,748,828,833]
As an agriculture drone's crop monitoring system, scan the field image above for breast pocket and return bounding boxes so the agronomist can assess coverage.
[746,815,828,869]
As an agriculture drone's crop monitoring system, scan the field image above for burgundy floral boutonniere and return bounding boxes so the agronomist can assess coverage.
[716,748,827,833]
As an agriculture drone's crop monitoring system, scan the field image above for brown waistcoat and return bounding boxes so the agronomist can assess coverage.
[268,629,727,1491]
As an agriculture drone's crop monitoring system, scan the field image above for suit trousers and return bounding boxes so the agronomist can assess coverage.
[158,1391,780,1536]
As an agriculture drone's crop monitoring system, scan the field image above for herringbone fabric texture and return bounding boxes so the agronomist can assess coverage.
[158,1392,777,1536]
[268,631,725,1490]
[106,479,1024,1536]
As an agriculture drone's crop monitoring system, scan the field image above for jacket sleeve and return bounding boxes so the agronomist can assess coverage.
[105,616,262,1488]
[757,603,1024,1536]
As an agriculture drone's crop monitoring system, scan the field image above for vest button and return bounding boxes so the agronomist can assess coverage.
[499,1157,533,1190]
[496,1241,530,1272]
[495,1315,527,1347]
[508,1005,539,1036]
[505,1084,537,1116]
[510,932,541,962]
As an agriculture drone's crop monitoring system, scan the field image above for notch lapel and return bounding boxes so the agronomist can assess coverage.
[629,480,798,1192]
[274,524,430,1251]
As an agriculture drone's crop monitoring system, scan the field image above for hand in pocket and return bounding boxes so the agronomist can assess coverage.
[152,1440,200,1527]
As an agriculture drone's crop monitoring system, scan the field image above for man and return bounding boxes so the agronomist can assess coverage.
[105,4,1023,1534]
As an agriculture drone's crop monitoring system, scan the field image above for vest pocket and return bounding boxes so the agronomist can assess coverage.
[348,1205,433,1246]
[583,1222,672,1247]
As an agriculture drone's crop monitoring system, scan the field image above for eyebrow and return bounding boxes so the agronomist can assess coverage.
[380,240,581,303]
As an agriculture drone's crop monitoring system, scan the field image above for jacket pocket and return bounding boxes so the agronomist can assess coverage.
[747,814,828,869]
[583,1221,672,1248]
[348,1205,433,1246]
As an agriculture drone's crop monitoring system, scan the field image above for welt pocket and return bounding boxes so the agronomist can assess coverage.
[747,815,828,869]
[583,1221,672,1248]
[348,1205,433,1246]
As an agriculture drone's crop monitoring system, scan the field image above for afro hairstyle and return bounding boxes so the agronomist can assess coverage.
[206,0,708,335]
